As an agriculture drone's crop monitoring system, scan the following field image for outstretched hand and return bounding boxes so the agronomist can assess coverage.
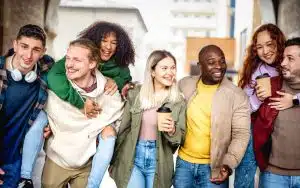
[269,91,293,110]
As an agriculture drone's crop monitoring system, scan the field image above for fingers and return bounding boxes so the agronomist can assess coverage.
[0,168,4,175]
[276,91,286,96]
[104,79,118,95]
[0,168,5,185]
[86,112,98,119]
[85,99,101,118]
[121,84,130,99]
[105,85,118,95]
[43,126,52,138]
[255,85,268,101]
[269,103,287,110]
[210,169,229,184]
[269,97,281,102]
[159,119,175,133]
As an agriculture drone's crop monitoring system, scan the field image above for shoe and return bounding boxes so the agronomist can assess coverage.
[17,178,34,188]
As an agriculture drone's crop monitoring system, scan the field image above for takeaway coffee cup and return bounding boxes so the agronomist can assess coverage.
[157,105,172,131]
[256,73,271,97]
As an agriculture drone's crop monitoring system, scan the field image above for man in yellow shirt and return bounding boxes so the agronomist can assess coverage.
[174,45,250,188]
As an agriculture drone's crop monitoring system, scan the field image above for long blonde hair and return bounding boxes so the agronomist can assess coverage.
[139,50,182,110]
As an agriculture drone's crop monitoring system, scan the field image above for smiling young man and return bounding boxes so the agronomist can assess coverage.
[0,24,54,187]
[41,39,124,188]
[174,45,250,188]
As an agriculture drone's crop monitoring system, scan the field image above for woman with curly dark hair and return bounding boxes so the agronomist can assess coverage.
[235,23,286,188]
[44,21,135,188]
[48,21,135,105]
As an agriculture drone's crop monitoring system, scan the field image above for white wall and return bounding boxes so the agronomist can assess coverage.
[234,0,254,70]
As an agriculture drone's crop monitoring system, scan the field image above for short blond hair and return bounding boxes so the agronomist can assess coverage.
[69,38,101,67]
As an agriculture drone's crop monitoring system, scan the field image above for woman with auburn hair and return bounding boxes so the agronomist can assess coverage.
[110,50,186,188]
[235,23,286,188]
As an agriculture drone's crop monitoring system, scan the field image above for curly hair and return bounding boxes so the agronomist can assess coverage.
[77,21,135,67]
[238,23,286,88]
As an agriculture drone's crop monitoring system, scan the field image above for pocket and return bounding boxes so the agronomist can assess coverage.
[130,107,142,129]
[175,157,184,168]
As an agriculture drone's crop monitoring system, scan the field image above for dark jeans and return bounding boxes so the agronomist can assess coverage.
[173,157,229,188]
[234,133,257,188]
[0,157,21,188]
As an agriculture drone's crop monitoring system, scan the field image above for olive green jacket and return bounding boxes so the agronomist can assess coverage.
[110,85,186,188]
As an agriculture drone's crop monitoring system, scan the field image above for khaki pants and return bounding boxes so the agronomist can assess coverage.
[42,157,91,188]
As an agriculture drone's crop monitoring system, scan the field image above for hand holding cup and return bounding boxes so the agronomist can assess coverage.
[157,105,176,135]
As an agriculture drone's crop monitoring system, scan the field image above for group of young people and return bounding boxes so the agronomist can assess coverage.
[0,21,300,188]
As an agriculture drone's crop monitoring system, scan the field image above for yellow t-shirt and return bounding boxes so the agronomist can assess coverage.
[178,80,219,164]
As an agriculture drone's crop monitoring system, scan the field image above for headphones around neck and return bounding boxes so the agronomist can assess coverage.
[8,54,38,83]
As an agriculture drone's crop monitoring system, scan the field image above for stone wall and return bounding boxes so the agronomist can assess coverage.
[0,0,59,54]
[278,0,300,38]
[2,0,45,54]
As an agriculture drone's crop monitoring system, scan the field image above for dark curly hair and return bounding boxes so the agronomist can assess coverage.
[238,23,286,88]
[78,21,135,67]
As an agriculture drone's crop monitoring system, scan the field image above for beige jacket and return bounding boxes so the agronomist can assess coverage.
[45,70,124,169]
[178,76,251,178]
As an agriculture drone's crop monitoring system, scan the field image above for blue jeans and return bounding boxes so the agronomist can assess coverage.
[86,135,116,188]
[234,133,257,188]
[173,157,229,188]
[127,140,157,188]
[21,110,48,179]
[0,157,21,187]
[259,171,300,188]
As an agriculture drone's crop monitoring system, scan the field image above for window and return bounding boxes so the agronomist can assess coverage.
[239,28,248,67]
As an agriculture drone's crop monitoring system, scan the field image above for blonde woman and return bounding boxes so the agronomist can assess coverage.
[110,50,186,188]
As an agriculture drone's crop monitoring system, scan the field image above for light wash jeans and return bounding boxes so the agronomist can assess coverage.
[173,157,229,188]
[234,133,257,188]
[259,171,300,188]
[86,135,116,188]
[127,140,157,188]
[21,110,116,188]
[21,110,48,179]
